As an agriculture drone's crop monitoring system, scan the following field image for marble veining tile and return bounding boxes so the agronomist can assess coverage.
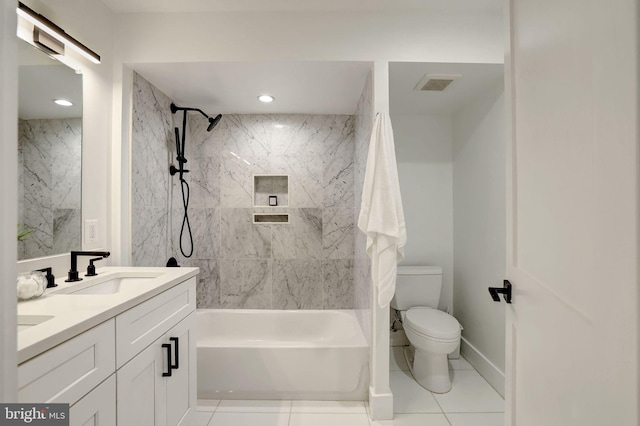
[220,259,272,309]
[323,207,354,259]
[323,116,355,208]
[272,260,322,309]
[189,156,221,208]
[22,192,53,259]
[53,209,81,253]
[220,115,271,207]
[49,118,82,209]
[270,115,339,208]
[221,208,271,259]
[132,72,173,207]
[132,205,168,267]
[21,219,53,259]
[189,113,222,158]
[185,258,221,309]
[323,260,354,309]
[272,208,322,259]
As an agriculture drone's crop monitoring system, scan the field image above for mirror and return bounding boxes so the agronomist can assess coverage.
[17,40,82,260]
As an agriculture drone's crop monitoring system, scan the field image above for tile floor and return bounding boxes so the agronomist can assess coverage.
[196,346,504,426]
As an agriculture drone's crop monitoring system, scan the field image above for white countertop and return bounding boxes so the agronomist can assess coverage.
[17,266,199,364]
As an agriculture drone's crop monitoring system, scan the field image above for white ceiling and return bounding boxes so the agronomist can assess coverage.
[390,62,503,115]
[133,61,503,117]
[101,0,501,13]
[18,41,83,120]
[132,61,372,115]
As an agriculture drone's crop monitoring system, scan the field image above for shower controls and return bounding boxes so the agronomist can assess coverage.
[169,103,222,259]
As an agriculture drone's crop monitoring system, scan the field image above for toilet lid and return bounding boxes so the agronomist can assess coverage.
[405,307,460,340]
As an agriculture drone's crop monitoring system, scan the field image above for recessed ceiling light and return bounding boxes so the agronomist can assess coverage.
[53,99,73,107]
[258,95,274,103]
[274,124,284,129]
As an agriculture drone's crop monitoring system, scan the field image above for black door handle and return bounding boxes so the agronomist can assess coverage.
[488,280,512,304]
[162,343,172,377]
[169,337,179,370]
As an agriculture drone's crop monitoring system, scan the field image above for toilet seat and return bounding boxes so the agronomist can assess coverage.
[404,307,460,340]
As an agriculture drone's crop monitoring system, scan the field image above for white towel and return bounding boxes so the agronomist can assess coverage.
[357,113,407,308]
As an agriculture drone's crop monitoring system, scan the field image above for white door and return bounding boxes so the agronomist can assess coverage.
[506,1,638,425]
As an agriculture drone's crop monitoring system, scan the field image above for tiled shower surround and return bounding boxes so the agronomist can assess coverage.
[132,72,372,311]
[18,118,82,259]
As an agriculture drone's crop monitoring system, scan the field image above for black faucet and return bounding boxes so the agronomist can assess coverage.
[66,251,110,282]
[36,267,57,288]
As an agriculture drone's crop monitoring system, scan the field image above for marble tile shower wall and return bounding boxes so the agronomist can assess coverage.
[353,71,373,344]
[18,118,82,259]
[182,114,356,310]
[131,73,357,310]
[131,73,174,267]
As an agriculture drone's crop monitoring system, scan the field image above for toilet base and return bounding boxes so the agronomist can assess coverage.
[403,346,452,393]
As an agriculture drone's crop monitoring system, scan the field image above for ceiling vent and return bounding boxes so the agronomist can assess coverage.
[414,74,462,92]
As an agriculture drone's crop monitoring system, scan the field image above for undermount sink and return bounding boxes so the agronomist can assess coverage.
[18,315,54,332]
[53,274,161,295]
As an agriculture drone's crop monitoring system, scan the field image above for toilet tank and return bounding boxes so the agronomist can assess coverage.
[391,266,443,311]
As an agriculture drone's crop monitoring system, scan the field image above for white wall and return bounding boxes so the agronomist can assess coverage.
[452,82,505,391]
[1,0,18,403]
[393,114,454,312]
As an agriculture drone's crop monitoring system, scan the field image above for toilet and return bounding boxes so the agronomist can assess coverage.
[392,266,461,393]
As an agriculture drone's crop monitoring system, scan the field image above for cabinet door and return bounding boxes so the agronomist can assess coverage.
[70,375,116,426]
[117,336,167,426]
[165,313,196,426]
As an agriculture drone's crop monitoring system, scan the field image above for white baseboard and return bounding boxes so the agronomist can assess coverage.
[460,336,505,398]
[368,386,393,420]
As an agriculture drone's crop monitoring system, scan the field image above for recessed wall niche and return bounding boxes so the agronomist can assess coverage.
[253,175,289,207]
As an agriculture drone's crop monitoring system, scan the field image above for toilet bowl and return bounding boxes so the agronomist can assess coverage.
[392,266,461,393]
[402,307,461,393]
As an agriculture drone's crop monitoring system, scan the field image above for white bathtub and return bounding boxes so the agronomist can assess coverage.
[197,309,369,400]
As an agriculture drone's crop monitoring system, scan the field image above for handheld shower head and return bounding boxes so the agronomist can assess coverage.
[207,114,222,132]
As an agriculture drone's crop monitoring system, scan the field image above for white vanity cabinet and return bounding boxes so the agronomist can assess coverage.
[116,280,196,426]
[17,275,197,426]
[116,314,195,426]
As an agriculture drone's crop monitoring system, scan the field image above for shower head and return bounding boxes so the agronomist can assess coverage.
[207,114,222,132]
[171,103,221,132]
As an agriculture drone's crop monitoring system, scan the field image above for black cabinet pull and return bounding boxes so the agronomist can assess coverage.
[162,343,172,377]
[170,337,179,370]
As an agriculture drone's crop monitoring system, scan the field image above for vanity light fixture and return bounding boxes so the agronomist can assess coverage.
[17,2,101,64]
[258,95,275,103]
[53,99,73,107]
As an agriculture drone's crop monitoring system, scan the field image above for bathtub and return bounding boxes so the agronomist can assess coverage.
[197,309,369,400]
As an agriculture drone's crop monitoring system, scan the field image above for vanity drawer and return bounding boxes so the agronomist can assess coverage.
[18,319,115,405]
[115,278,196,368]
